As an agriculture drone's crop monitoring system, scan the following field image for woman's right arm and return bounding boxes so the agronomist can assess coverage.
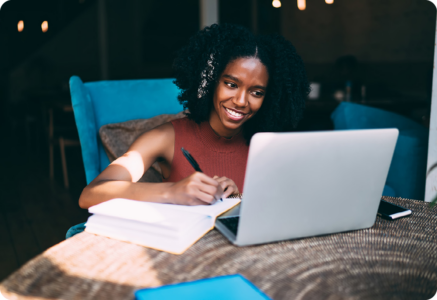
[78,123,222,209]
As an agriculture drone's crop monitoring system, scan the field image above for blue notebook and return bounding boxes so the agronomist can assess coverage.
[135,274,271,300]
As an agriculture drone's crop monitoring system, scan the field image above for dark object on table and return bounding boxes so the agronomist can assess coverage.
[377,199,412,220]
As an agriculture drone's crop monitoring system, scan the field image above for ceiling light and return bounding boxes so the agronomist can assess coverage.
[17,20,24,32]
[326,0,334,4]
[297,0,306,10]
[41,21,48,33]
[272,0,281,8]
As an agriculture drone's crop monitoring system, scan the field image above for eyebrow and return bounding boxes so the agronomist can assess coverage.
[223,74,267,90]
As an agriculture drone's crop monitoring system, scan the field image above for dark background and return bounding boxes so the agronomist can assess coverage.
[0,0,435,280]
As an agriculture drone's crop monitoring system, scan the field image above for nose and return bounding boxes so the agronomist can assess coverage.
[233,90,248,108]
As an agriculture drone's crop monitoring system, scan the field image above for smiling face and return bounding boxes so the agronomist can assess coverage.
[209,57,269,138]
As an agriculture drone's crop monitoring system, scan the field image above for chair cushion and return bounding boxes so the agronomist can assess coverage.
[331,102,428,200]
[385,130,428,200]
[99,111,186,182]
[331,102,425,132]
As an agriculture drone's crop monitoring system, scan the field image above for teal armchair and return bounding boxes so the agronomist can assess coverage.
[331,102,428,200]
[69,76,184,184]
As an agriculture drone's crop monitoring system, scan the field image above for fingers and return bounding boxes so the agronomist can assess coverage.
[193,189,217,205]
[185,196,212,206]
[212,176,239,198]
[215,184,224,201]
[172,185,215,206]
[191,172,219,196]
[222,186,237,198]
[194,176,217,195]
[183,173,239,204]
[196,172,219,186]
[186,172,221,204]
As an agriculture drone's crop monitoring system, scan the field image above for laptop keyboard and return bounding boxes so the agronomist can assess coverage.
[218,216,240,236]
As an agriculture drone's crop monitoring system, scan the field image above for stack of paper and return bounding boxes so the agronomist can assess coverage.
[85,198,240,254]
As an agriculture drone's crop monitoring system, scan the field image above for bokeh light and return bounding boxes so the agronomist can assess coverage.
[272,0,281,8]
[41,21,48,33]
[17,20,24,32]
[297,0,306,10]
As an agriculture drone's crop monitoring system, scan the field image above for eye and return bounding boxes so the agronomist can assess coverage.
[225,81,237,88]
[252,90,265,97]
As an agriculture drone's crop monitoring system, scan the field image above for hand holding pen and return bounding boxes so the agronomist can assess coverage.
[166,169,224,205]
[181,148,223,202]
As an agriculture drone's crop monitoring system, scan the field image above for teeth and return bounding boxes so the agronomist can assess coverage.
[225,108,243,117]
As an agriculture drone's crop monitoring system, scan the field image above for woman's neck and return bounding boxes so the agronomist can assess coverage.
[208,111,242,138]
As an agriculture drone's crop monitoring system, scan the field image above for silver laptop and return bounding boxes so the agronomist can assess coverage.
[215,129,399,246]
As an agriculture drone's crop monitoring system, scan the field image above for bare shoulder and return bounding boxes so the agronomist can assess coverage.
[151,121,175,136]
[130,121,175,147]
[128,121,175,160]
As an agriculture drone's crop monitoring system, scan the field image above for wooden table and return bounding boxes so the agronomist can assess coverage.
[1,197,436,300]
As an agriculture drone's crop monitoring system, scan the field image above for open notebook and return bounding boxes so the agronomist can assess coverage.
[85,197,241,255]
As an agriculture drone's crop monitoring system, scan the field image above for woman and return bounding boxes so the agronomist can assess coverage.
[78,23,309,209]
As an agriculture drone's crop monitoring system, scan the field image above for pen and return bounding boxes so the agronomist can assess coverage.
[181,147,222,202]
[181,147,203,172]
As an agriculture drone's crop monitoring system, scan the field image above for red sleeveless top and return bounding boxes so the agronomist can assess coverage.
[163,117,249,192]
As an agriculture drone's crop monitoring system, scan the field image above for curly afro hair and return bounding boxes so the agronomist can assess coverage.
[173,23,309,143]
